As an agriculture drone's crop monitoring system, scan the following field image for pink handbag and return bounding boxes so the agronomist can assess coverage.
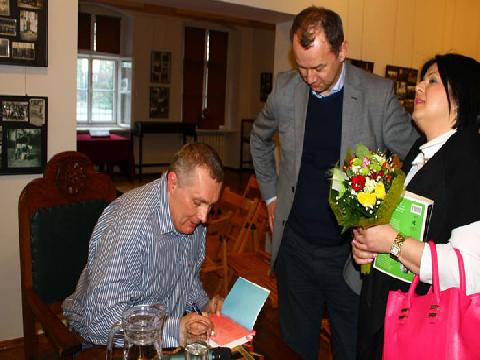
[383,241,480,360]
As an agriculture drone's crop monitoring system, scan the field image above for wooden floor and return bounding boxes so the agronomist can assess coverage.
[0,170,333,360]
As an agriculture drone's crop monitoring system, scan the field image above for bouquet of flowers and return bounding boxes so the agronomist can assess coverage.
[329,144,405,273]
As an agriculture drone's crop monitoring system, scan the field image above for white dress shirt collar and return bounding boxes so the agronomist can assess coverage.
[311,62,345,99]
[419,128,457,162]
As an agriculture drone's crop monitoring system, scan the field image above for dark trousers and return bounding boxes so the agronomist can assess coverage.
[275,225,359,360]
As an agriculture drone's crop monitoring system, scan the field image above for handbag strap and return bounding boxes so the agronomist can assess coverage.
[408,241,440,306]
[428,241,441,304]
[453,248,467,293]
[407,241,468,307]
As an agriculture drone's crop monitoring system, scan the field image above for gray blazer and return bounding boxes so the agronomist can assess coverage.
[250,61,419,294]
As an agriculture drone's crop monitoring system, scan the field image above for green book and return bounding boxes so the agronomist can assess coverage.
[373,191,433,283]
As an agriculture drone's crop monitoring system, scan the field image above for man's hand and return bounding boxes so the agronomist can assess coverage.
[267,200,277,231]
[204,295,224,315]
[179,313,212,347]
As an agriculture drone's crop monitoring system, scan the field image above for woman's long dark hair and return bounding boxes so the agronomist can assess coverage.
[420,53,480,130]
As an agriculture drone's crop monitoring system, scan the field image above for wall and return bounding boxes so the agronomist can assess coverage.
[223,0,480,76]
[0,0,78,341]
[129,11,274,168]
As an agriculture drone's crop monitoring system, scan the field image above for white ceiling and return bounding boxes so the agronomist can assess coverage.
[136,0,293,24]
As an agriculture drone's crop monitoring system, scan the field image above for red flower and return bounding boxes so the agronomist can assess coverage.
[351,175,366,191]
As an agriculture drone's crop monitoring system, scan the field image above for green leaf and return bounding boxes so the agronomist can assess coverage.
[331,168,346,195]
[355,144,371,159]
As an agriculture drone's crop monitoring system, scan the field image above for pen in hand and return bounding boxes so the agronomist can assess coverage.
[191,302,202,315]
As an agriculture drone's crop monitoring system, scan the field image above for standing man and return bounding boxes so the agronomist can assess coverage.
[250,6,418,360]
[63,143,224,348]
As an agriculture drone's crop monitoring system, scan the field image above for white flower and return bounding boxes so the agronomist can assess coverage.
[364,177,377,193]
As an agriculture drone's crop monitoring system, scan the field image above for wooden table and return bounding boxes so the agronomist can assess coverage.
[132,121,197,179]
[77,344,263,359]
[77,133,135,179]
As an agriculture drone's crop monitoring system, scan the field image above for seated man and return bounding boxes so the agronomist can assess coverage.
[63,143,224,347]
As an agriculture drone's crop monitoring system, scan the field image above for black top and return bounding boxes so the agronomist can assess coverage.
[357,127,480,360]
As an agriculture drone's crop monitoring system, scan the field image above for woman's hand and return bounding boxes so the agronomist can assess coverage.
[352,224,398,263]
[352,238,377,265]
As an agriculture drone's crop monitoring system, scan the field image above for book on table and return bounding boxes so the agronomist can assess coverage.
[209,277,270,348]
[373,191,434,283]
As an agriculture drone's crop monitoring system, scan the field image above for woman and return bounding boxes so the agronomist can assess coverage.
[353,53,480,359]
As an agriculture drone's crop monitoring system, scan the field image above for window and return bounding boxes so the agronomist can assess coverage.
[76,55,132,128]
[77,12,131,128]
[183,27,228,129]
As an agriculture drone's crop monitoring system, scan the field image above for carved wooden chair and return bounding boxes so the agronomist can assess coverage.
[18,151,117,359]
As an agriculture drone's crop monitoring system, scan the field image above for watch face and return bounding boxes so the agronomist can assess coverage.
[391,244,400,257]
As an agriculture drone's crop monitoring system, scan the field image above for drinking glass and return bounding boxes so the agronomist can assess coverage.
[184,323,209,360]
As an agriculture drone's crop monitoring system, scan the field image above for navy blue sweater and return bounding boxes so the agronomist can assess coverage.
[288,89,347,246]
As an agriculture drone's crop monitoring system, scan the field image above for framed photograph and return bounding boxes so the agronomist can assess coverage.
[2,100,28,121]
[149,86,169,118]
[0,0,9,16]
[6,127,42,168]
[0,95,47,175]
[150,51,171,83]
[29,98,45,126]
[0,18,17,36]
[0,38,9,57]
[348,58,374,73]
[19,10,38,41]
[17,0,44,10]
[260,72,272,102]
[385,65,418,113]
[12,41,34,60]
[0,0,47,66]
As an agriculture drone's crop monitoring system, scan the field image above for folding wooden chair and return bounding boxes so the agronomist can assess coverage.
[201,187,258,295]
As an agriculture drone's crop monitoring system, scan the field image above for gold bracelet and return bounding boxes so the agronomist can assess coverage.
[390,232,406,259]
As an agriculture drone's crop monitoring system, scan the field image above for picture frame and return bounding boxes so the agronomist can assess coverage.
[149,86,169,118]
[0,95,47,174]
[0,0,9,16]
[260,72,272,102]
[385,65,418,113]
[0,0,47,67]
[348,58,374,73]
[150,51,171,84]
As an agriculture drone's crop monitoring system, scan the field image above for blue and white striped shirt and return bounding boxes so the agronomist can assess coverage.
[62,173,209,347]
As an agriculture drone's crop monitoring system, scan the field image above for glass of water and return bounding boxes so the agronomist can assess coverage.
[184,325,209,360]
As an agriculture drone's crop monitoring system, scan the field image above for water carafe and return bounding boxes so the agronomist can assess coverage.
[106,303,167,360]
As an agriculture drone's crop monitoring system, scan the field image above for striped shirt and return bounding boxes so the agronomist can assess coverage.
[62,173,209,347]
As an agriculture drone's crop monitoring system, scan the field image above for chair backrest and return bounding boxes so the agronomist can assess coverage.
[243,174,262,200]
[18,151,117,304]
[243,175,270,252]
[214,187,258,254]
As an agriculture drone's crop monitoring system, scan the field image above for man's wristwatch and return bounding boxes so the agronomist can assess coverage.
[390,232,406,259]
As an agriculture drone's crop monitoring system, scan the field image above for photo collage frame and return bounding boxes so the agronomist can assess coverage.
[0,0,47,67]
[348,58,374,73]
[385,65,418,113]
[149,51,171,118]
[0,95,47,174]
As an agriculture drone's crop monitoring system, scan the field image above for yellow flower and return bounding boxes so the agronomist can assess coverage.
[357,192,377,207]
[374,182,386,200]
